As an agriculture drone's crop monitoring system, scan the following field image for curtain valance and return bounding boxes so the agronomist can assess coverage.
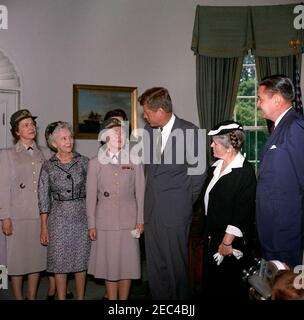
[191,4,303,58]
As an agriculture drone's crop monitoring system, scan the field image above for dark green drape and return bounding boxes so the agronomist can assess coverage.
[196,55,243,162]
[191,6,251,58]
[256,55,299,82]
[251,4,303,57]
[192,4,303,58]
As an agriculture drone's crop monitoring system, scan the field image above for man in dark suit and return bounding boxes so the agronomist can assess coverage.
[256,75,304,267]
[138,87,205,299]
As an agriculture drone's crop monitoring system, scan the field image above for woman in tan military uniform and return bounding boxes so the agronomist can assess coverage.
[86,118,145,300]
[0,109,51,300]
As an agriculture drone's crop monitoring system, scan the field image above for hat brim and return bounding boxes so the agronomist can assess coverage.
[11,115,37,127]
[18,115,37,123]
[208,123,243,136]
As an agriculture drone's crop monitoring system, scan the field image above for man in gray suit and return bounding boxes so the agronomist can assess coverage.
[138,87,205,299]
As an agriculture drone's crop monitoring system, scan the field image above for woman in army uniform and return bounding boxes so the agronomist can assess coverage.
[0,109,51,300]
[86,117,145,300]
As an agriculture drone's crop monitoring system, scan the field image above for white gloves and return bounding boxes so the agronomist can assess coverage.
[130,228,141,238]
[213,249,243,266]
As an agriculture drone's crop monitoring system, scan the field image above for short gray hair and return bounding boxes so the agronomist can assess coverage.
[46,121,73,151]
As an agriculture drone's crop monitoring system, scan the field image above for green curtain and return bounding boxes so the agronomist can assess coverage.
[196,55,243,162]
[191,6,251,58]
[256,55,297,82]
[192,4,303,58]
[251,4,303,57]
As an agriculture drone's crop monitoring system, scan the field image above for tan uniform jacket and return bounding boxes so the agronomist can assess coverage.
[86,147,145,231]
[0,141,52,220]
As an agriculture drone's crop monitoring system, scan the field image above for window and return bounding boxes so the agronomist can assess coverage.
[234,52,268,172]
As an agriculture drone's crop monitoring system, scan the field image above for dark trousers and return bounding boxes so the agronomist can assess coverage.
[144,216,190,300]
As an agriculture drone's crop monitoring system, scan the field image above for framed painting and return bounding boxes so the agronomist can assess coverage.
[73,84,137,139]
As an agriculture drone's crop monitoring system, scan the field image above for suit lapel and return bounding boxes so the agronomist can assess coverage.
[145,125,158,176]
[147,117,178,176]
[260,108,295,163]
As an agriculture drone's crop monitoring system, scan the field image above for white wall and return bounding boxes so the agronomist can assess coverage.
[0,0,298,157]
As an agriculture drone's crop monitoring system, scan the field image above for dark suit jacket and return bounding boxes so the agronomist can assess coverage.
[144,115,206,228]
[256,108,304,254]
[202,158,256,248]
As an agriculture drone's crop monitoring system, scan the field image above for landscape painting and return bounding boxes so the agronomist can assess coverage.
[73,84,137,139]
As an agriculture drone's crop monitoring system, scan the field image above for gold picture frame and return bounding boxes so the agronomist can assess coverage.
[73,84,137,139]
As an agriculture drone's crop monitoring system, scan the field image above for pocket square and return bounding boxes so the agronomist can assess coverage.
[270,145,277,150]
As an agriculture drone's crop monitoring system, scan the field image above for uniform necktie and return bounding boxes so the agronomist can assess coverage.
[27,146,33,155]
[156,127,162,162]
[111,154,118,164]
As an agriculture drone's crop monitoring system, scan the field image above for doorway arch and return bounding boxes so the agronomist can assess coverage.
[0,50,20,89]
[0,49,20,148]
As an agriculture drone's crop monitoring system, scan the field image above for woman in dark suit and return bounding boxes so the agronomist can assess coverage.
[201,120,256,300]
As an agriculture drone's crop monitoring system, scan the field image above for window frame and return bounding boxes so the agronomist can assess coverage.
[234,54,268,172]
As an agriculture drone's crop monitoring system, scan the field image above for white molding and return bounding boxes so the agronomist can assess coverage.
[0,50,20,89]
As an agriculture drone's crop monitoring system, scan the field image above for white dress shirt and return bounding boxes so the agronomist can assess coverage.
[274,106,292,128]
[160,113,176,153]
[107,150,120,164]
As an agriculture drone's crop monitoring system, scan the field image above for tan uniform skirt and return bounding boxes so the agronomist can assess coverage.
[6,219,46,275]
[88,229,141,281]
